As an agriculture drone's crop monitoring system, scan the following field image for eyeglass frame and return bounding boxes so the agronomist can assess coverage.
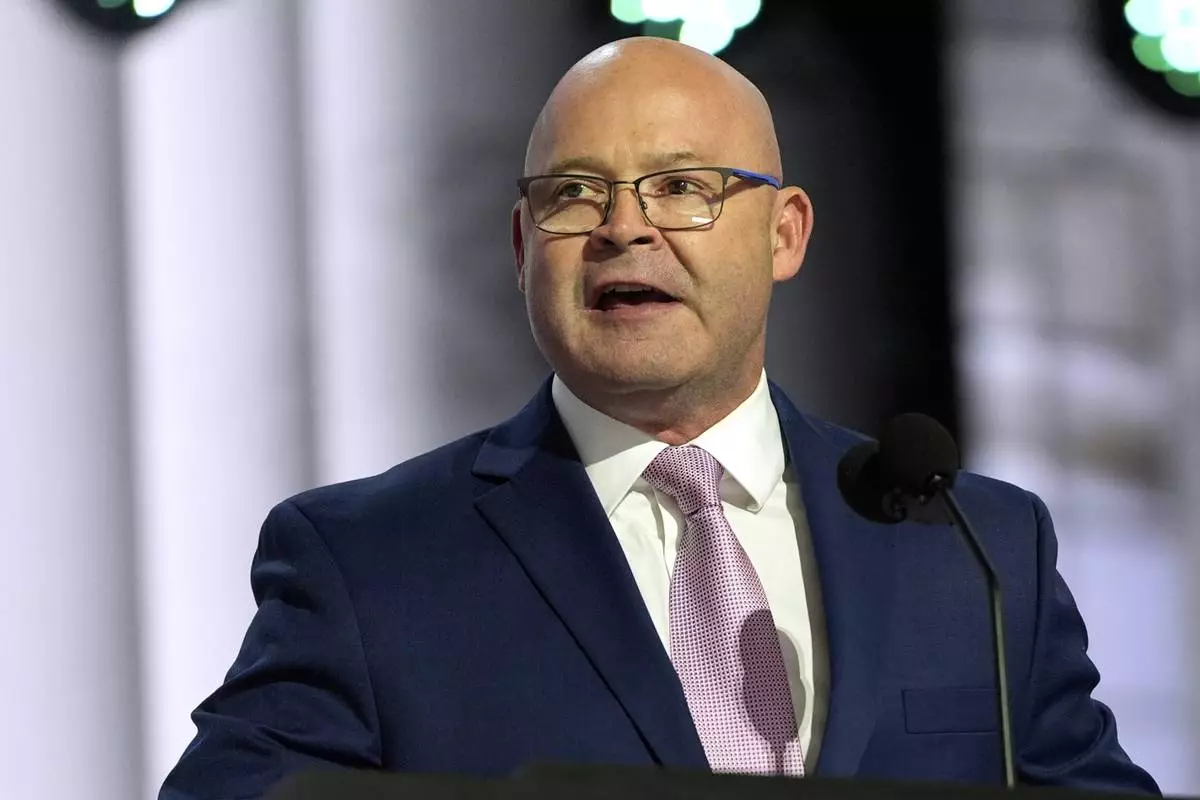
[515,166,782,234]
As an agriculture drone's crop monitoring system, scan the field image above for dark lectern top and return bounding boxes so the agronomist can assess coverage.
[266,764,1166,800]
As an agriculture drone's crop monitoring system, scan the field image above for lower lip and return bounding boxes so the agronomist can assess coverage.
[587,301,682,321]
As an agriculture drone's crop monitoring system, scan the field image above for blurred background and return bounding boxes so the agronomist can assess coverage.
[1,0,1198,797]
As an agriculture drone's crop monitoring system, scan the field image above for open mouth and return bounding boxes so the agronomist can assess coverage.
[592,283,680,311]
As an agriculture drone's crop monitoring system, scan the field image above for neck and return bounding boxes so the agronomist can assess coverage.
[566,368,763,446]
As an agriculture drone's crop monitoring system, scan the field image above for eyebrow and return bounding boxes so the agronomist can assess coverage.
[544,150,706,176]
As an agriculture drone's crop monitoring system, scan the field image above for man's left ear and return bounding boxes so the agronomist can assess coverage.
[770,187,814,282]
[512,200,527,292]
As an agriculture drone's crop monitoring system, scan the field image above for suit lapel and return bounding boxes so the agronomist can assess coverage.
[472,381,708,769]
[472,379,894,775]
[770,385,895,777]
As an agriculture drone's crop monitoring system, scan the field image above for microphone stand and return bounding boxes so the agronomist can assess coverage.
[926,474,1016,789]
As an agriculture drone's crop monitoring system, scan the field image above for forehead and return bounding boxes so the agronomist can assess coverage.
[529,76,756,177]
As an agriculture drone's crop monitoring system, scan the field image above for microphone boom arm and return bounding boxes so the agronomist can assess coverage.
[928,474,1016,789]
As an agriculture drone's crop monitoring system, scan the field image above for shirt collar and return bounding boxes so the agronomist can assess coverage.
[551,371,785,517]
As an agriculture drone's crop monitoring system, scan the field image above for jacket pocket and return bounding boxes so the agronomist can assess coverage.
[902,687,998,734]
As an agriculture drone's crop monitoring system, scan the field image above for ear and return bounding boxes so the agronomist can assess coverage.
[770,186,814,282]
[512,200,527,292]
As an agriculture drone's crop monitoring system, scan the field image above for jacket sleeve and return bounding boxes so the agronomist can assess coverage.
[159,500,382,800]
[1016,492,1160,794]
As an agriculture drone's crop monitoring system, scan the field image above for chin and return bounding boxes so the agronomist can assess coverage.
[571,354,699,394]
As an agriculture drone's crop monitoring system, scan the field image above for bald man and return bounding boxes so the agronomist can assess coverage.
[161,39,1159,798]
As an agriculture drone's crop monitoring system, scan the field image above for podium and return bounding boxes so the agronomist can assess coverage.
[265,764,1167,800]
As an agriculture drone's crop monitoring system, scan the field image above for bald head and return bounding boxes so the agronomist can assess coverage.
[513,37,813,441]
[524,37,782,179]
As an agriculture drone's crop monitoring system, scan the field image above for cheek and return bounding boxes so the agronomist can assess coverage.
[691,260,774,348]
[525,245,581,311]
[684,240,772,308]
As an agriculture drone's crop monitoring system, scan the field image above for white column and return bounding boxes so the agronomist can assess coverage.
[121,1,314,792]
[299,0,586,484]
[299,0,444,482]
[0,2,141,799]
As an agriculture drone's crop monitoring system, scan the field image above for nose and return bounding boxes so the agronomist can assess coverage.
[589,185,664,251]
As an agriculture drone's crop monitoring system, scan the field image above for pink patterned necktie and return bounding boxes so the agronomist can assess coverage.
[643,445,805,776]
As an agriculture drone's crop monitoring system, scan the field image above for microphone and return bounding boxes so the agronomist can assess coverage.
[837,414,1016,789]
[836,440,904,524]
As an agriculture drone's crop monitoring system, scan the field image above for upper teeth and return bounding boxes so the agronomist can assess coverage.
[605,284,653,294]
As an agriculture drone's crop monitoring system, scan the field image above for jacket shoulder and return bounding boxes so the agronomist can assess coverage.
[280,428,492,532]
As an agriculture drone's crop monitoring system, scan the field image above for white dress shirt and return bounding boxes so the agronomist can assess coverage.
[551,371,829,768]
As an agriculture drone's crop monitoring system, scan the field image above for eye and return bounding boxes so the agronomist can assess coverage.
[665,178,699,195]
[645,172,719,198]
[553,180,604,200]
[558,181,585,199]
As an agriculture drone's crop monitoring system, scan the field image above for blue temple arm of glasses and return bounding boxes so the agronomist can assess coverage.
[729,168,782,189]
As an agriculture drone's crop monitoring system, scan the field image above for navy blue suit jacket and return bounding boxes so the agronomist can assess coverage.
[161,381,1159,799]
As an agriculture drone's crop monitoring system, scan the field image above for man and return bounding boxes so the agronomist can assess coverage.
[161,38,1159,798]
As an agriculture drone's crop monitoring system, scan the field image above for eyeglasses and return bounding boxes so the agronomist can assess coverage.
[516,166,781,235]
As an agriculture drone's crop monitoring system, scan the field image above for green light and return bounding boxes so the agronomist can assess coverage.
[609,0,762,55]
[1165,69,1200,95]
[643,0,686,24]
[1161,27,1200,71]
[725,0,762,29]
[1125,0,1200,96]
[97,0,126,7]
[679,19,735,55]
[610,0,647,25]
[1125,0,1168,36]
[132,0,175,17]
[1132,34,1172,71]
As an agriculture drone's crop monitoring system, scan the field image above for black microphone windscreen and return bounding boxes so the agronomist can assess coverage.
[878,413,960,495]
[836,440,902,525]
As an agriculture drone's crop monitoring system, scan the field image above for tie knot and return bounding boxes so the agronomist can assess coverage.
[642,446,724,516]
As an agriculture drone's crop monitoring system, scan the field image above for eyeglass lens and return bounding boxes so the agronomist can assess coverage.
[527,169,726,233]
